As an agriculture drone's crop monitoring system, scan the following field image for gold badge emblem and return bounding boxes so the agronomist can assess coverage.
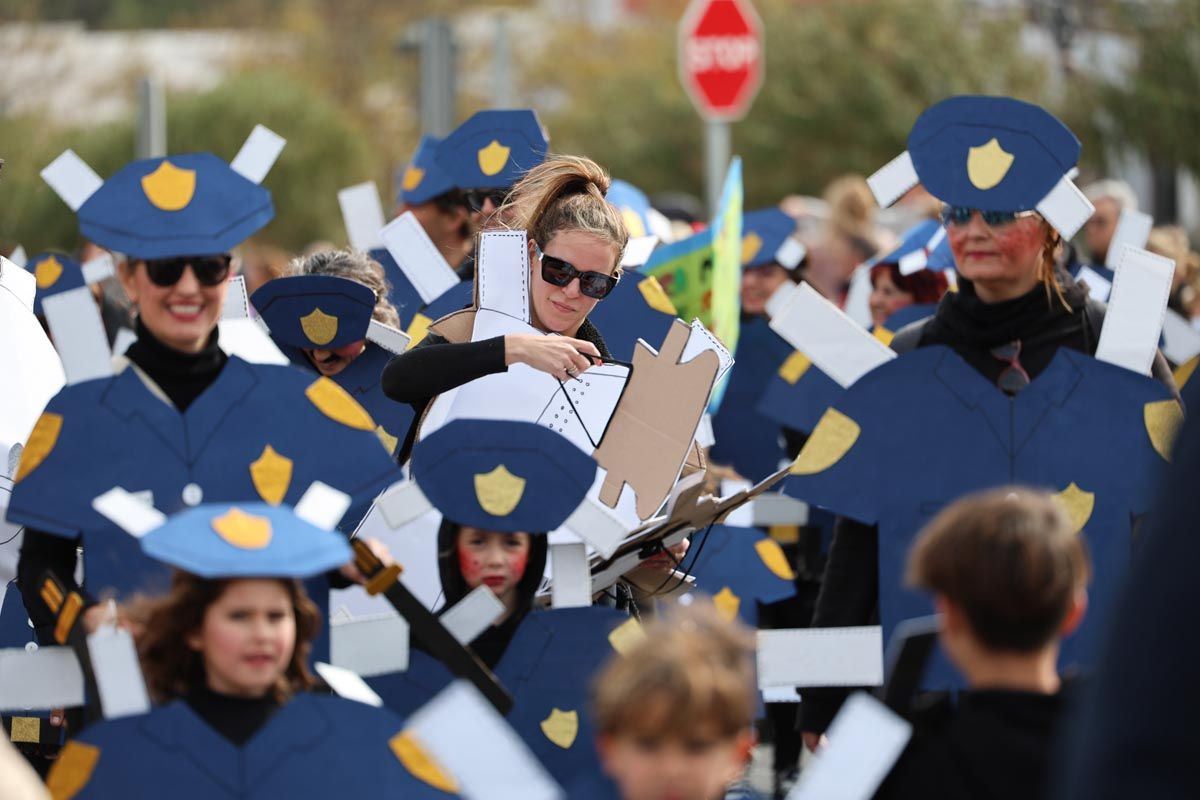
[540,708,580,749]
[390,732,459,793]
[305,377,376,431]
[401,165,425,192]
[1145,399,1184,462]
[405,312,434,345]
[608,618,646,655]
[778,350,812,385]
[474,464,526,516]
[46,740,101,800]
[140,160,197,211]
[212,507,273,550]
[790,407,860,475]
[14,411,63,483]
[713,587,741,621]
[250,444,293,505]
[873,326,895,347]
[375,425,399,455]
[966,138,1015,191]
[1053,483,1095,534]
[741,232,764,265]
[300,308,339,346]
[35,255,64,289]
[756,539,796,581]
[637,275,677,316]
[477,140,511,177]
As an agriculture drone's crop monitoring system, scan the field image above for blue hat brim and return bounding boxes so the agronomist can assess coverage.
[251,275,377,350]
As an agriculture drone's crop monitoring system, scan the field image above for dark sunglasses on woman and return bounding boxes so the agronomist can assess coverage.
[463,188,509,213]
[535,245,620,300]
[142,254,232,287]
[940,206,1040,228]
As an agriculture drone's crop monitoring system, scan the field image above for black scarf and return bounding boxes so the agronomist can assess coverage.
[185,685,281,746]
[125,316,228,411]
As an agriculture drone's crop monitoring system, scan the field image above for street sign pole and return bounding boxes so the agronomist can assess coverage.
[705,119,730,218]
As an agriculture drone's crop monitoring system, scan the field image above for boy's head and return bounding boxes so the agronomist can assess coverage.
[907,487,1090,670]
[591,602,757,800]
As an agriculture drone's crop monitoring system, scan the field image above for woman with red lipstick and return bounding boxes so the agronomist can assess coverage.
[382,154,628,463]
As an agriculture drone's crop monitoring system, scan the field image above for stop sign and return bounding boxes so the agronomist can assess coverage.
[678,0,764,122]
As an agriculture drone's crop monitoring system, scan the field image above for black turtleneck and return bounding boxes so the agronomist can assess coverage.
[125,317,228,411]
[186,685,282,746]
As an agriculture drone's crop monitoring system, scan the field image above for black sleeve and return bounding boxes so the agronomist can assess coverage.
[17,528,90,644]
[381,335,508,404]
[798,516,879,734]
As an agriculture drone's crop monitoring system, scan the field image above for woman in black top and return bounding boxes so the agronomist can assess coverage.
[382,154,628,462]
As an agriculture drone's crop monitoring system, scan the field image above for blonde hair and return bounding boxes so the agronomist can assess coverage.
[501,154,629,271]
[288,248,400,329]
[592,602,756,740]
[1036,222,1070,310]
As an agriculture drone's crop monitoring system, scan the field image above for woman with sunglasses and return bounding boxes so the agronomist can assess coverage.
[382,154,627,463]
[792,96,1179,750]
[10,148,399,664]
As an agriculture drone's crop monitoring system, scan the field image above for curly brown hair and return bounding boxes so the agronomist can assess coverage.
[131,572,321,703]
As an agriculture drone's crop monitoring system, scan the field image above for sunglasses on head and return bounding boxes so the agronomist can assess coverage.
[142,254,232,287]
[940,206,1041,228]
[535,245,619,300]
[463,188,509,213]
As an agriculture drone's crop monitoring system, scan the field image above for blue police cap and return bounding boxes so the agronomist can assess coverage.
[434,110,549,190]
[396,135,457,206]
[606,180,654,238]
[868,219,952,275]
[26,251,83,317]
[141,502,352,579]
[411,419,597,533]
[78,152,274,259]
[741,207,804,270]
[251,275,376,350]
[908,95,1080,212]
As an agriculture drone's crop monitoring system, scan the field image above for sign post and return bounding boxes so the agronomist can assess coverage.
[678,0,764,216]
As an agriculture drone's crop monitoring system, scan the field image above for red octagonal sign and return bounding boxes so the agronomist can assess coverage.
[678,0,765,122]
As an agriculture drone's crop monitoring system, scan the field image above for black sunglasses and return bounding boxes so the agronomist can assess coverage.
[535,245,619,300]
[940,206,1040,228]
[463,188,509,213]
[142,255,232,287]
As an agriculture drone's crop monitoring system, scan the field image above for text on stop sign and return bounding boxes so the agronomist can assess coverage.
[686,36,761,74]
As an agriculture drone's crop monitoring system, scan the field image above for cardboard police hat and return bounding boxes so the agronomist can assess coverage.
[867,96,1093,239]
[397,135,457,206]
[251,274,376,350]
[77,151,275,259]
[742,207,806,270]
[141,502,352,579]
[606,179,655,239]
[868,219,952,276]
[435,109,549,190]
[411,419,597,533]
[26,252,83,317]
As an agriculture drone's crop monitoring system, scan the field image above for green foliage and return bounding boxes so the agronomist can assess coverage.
[0,72,378,254]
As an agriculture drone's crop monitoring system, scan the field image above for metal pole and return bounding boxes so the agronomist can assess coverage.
[418,18,457,136]
[704,119,730,218]
[492,12,513,107]
[135,76,166,159]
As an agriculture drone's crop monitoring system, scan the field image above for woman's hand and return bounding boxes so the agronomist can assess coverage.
[642,538,690,575]
[339,537,393,585]
[504,334,600,381]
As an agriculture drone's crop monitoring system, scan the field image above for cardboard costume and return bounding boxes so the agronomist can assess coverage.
[25,251,84,318]
[398,135,457,206]
[685,524,797,628]
[782,345,1177,688]
[251,274,415,457]
[575,268,678,363]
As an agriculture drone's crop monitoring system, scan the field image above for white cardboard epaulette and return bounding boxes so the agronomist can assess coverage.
[769,283,896,388]
[88,625,151,719]
[338,181,388,252]
[1075,265,1112,303]
[0,646,85,711]
[293,481,351,530]
[1106,208,1154,270]
[440,586,506,646]
[1162,309,1200,366]
[1094,245,1175,375]
[81,253,115,285]
[330,612,410,677]
[221,275,251,321]
[549,541,592,609]
[405,680,563,800]
[230,124,286,185]
[1,255,36,312]
[866,152,918,209]
[757,626,884,688]
[560,497,631,560]
[41,149,103,210]
[92,487,167,538]
[1036,175,1094,240]
[8,245,27,269]
[366,320,411,356]
[216,318,291,365]
[380,211,459,305]
[786,693,912,800]
[314,662,384,707]
[620,235,659,268]
[42,286,113,384]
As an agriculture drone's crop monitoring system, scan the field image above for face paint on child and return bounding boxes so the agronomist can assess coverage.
[455,528,532,614]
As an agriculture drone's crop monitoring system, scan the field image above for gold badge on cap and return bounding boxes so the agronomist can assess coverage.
[741,231,764,265]
[300,308,339,346]
[212,507,273,550]
[966,138,1015,190]
[401,165,425,192]
[140,160,197,211]
[477,140,511,177]
[474,464,526,516]
[35,255,64,289]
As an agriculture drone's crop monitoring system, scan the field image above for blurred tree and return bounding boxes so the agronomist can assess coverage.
[524,0,1049,209]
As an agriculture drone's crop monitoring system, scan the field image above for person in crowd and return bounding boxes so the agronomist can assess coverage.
[586,601,759,800]
[237,241,291,297]
[876,487,1088,800]
[1081,179,1139,266]
[42,501,436,798]
[802,175,880,304]
[793,96,1178,749]
[394,135,474,270]
[1146,225,1199,316]
[382,154,627,463]
[9,145,398,666]
[867,245,950,329]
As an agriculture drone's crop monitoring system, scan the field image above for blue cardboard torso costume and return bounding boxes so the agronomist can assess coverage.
[685,524,797,628]
[783,345,1177,688]
[25,252,84,318]
[583,268,678,363]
